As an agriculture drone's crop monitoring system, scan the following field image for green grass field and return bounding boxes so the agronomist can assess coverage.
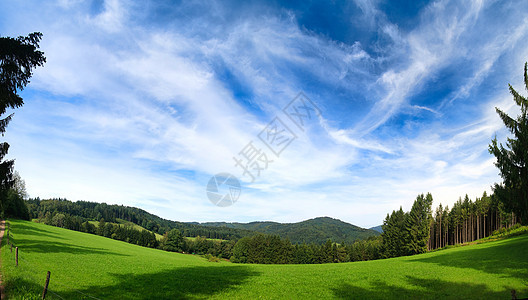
[1,219,527,299]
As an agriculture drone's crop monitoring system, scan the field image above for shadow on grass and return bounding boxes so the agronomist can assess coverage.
[6,221,127,256]
[4,276,48,300]
[57,265,259,299]
[8,222,62,239]
[332,276,526,299]
[409,234,528,280]
[12,238,129,256]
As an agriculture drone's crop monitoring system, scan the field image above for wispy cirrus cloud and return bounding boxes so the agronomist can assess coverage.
[2,0,528,227]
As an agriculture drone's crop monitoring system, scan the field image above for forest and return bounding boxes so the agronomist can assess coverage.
[25,197,253,239]
[19,189,521,265]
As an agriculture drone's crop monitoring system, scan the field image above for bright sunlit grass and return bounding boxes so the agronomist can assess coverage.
[2,219,527,299]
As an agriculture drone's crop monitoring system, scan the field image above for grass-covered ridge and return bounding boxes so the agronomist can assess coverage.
[2,219,527,299]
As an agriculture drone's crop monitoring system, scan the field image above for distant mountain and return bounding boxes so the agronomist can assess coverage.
[369,225,383,233]
[198,217,380,244]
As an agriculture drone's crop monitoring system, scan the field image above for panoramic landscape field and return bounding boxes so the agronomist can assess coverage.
[2,219,527,299]
[2,1,528,299]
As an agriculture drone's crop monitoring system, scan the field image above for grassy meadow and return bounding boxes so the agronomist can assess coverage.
[1,219,527,299]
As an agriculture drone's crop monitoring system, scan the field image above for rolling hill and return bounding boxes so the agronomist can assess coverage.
[198,217,380,244]
[28,199,378,245]
[2,219,527,299]
[26,198,256,240]
[369,225,383,233]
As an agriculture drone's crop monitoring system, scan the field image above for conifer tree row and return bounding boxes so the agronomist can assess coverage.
[427,191,518,250]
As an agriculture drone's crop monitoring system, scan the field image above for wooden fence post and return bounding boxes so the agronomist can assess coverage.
[42,271,51,299]
[15,247,18,266]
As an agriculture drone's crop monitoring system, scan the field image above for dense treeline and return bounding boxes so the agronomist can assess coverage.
[200,217,379,245]
[18,193,524,265]
[156,229,236,259]
[230,191,523,264]
[1,172,30,220]
[381,193,433,257]
[18,191,525,265]
[381,192,520,258]
[230,233,382,264]
[428,192,519,250]
[229,194,432,264]
[25,198,253,240]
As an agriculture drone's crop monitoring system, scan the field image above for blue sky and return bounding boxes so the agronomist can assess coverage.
[2,0,528,228]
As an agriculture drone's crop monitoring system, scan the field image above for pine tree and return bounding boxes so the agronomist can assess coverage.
[404,193,433,255]
[161,229,185,252]
[0,32,46,212]
[489,62,528,224]
[381,207,407,257]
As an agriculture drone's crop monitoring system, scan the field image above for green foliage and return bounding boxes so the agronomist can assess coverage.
[0,33,45,218]
[2,171,30,220]
[347,236,383,262]
[161,228,185,252]
[405,193,433,255]
[2,219,527,299]
[230,233,378,264]
[202,217,379,245]
[203,253,221,262]
[231,236,251,263]
[488,223,527,239]
[184,236,234,259]
[231,234,293,264]
[2,188,30,220]
[489,62,528,224]
[26,197,253,240]
[381,207,407,258]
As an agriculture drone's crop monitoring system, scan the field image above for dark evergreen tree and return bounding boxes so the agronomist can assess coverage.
[97,218,106,236]
[489,62,528,224]
[381,207,407,258]
[404,193,433,255]
[231,236,251,263]
[3,188,29,220]
[161,228,185,252]
[0,32,46,214]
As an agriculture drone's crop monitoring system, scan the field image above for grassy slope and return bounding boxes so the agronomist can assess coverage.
[2,219,527,299]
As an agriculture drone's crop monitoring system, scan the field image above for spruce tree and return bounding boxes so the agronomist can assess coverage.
[381,207,407,258]
[0,32,46,212]
[489,62,528,224]
[404,193,433,255]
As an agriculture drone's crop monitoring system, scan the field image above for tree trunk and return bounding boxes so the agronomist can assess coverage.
[477,214,480,240]
[484,214,486,238]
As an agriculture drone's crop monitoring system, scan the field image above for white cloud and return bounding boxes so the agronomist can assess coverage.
[87,0,127,33]
[2,0,528,228]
